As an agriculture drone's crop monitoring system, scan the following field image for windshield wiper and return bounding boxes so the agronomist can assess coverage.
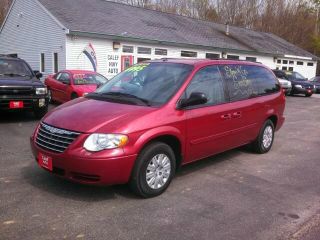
[100,92,151,106]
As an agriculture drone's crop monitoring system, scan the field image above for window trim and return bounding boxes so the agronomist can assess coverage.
[137,47,152,55]
[227,55,240,60]
[122,45,134,53]
[40,53,45,73]
[220,65,280,103]
[181,50,198,58]
[53,52,58,73]
[155,48,168,56]
[178,65,228,110]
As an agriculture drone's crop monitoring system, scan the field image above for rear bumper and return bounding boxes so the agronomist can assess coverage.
[30,136,137,185]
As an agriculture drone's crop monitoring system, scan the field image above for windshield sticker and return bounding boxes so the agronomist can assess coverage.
[125,63,149,73]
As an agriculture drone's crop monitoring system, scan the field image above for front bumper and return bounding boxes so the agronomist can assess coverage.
[0,95,48,111]
[292,87,315,95]
[30,135,137,185]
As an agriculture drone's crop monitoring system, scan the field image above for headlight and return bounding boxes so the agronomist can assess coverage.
[295,85,302,88]
[83,133,128,152]
[36,87,48,95]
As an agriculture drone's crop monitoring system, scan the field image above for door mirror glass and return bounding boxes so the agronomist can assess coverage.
[178,92,208,109]
[34,71,43,79]
[61,79,70,85]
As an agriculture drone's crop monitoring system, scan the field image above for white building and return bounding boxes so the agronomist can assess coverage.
[0,0,318,79]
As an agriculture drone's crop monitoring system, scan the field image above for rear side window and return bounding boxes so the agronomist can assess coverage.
[185,66,226,106]
[219,65,280,101]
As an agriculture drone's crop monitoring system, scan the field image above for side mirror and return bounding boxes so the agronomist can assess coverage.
[61,79,70,85]
[34,71,43,79]
[178,92,208,109]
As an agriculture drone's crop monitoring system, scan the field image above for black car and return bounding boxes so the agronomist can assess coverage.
[309,76,320,93]
[0,55,49,118]
[272,70,315,97]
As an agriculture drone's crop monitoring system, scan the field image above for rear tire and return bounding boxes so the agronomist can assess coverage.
[130,142,176,198]
[251,120,275,154]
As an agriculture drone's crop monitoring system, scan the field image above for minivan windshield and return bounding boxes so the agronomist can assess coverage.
[87,62,193,106]
[0,59,33,78]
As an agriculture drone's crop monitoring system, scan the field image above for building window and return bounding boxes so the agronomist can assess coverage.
[155,48,168,56]
[53,53,58,73]
[206,53,220,59]
[297,61,304,65]
[289,60,294,65]
[246,57,257,62]
[289,67,294,71]
[227,55,240,60]
[282,66,288,70]
[40,53,45,72]
[282,60,288,64]
[307,62,314,66]
[277,59,281,64]
[137,57,151,63]
[181,51,197,58]
[123,45,134,53]
[138,47,151,54]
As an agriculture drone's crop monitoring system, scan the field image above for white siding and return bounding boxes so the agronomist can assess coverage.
[0,0,66,75]
[275,58,317,79]
[66,36,281,79]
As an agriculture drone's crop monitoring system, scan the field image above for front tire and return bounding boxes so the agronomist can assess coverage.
[305,93,312,97]
[130,142,176,198]
[251,120,275,154]
[71,93,78,100]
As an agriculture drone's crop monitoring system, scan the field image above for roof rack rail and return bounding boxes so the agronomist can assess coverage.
[160,57,262,64]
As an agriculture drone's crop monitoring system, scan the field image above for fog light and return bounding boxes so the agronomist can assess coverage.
[39,99,46,107]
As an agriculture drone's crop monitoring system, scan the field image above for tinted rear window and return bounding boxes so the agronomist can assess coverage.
[219,65,280,101]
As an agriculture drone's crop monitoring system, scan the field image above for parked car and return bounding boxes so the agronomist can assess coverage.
[45,70,108,103]
[309,76,320,93]
[0,54,49,118]
[31,59,285,198]
[272,70,315,97]
[277,78,292,95]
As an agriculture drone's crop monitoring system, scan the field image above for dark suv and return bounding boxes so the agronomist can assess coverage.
[0,55,49,118]
[272,70,315,97]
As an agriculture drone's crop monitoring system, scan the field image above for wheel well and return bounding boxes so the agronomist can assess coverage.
[268,115,278,128]
[144,135,182,170]
[71,92,78,98]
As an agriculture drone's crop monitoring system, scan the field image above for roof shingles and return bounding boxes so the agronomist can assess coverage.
[38,0,317,59]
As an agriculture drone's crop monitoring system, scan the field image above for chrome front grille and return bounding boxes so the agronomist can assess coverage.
[35,122,81,153]
[0,86,34,95]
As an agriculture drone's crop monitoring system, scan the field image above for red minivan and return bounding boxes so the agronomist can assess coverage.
[30,59,285,198]
[45,70,108,103]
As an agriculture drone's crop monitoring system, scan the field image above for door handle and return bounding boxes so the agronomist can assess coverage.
[232,111,242,118]
[221,114,232,120]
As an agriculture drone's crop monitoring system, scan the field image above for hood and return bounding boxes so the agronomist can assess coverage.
[0,76,44,87]
[291,80,314,86]
[43,97,156,133]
